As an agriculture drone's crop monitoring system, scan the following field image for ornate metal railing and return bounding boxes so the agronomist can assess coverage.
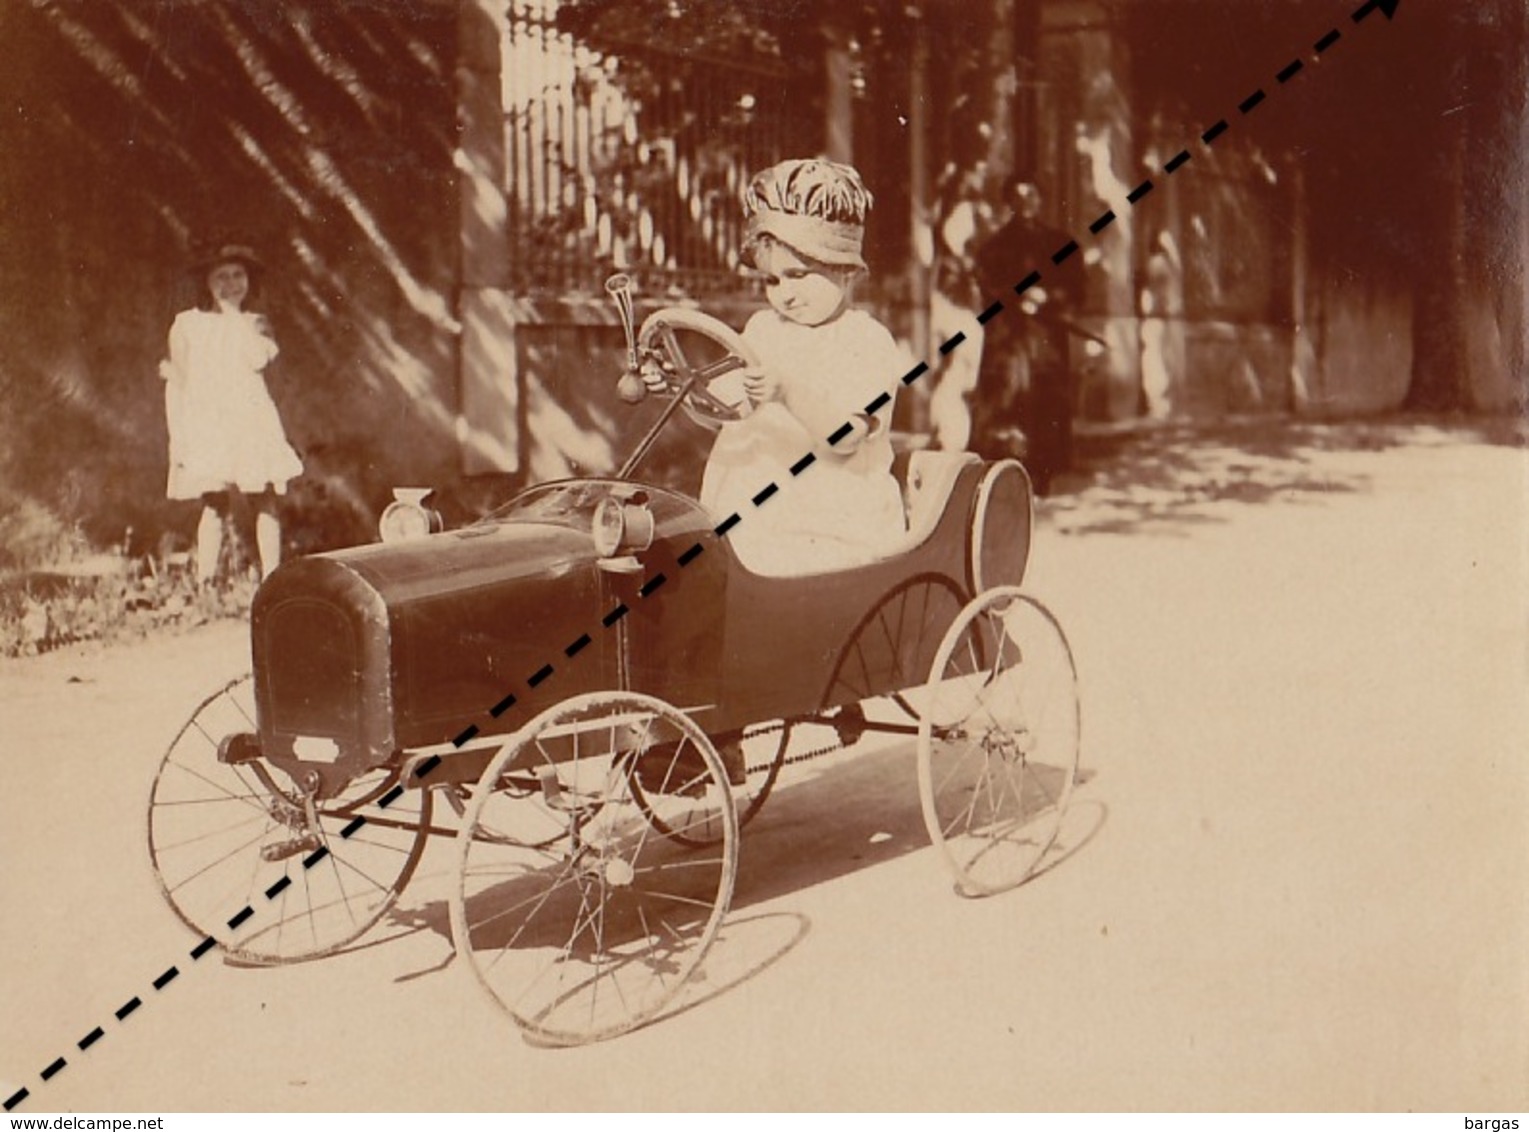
[503,0,813,298]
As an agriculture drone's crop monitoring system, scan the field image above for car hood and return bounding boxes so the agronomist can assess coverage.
[324,520,595,602]
[252,518,612,764]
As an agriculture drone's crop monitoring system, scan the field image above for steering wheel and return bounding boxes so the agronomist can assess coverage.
[637,308,761,430]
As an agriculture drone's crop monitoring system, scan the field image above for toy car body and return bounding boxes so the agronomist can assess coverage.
[249,453,1030,798]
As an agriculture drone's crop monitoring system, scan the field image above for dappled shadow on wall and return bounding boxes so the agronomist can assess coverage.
[0,1,461,558]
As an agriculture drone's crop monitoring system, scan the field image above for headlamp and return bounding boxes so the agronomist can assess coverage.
[378,488,442,543]
[592,495,655,558]
[593,497,627,557]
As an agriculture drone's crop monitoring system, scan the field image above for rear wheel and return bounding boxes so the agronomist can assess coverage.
[917,589,1079,896]
[452,691,737,1045]
[823,573,969,718]
[147,675,431,963]
[628,717,783,845]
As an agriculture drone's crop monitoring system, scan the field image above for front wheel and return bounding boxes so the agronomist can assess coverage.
[147,675,431,963]
[452,691,738,1045]
[917,589,1079,896]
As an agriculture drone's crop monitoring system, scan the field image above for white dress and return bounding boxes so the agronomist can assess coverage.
[701,307,908,575]
[161,308,303,499]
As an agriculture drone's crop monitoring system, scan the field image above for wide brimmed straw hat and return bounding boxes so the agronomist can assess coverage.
[192,241,264,275]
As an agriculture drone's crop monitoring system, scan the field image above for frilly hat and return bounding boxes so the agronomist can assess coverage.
[742,158,873,271]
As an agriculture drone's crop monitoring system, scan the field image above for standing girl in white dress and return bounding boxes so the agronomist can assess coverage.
[695,158,909,575]
[161,243,302,585]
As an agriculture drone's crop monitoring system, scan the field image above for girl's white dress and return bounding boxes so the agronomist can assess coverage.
[701,307,908,575]
[160,308,303,499]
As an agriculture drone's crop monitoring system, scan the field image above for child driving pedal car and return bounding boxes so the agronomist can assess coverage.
[647,158,910,576]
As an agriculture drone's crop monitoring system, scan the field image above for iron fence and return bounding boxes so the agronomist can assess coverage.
[504,0,813,298]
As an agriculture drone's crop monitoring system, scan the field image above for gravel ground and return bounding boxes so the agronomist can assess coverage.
[2,417,1525,1112]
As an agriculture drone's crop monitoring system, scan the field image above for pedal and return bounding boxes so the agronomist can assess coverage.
[260,831,322,863]
[535,764,568,809]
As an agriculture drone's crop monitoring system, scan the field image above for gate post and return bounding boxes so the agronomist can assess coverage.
[457,0,519,474]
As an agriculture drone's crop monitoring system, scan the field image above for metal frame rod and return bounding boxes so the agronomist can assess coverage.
[616,376,698,481]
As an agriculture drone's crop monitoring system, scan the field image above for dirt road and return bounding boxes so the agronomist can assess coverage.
[2,420,1525,1111]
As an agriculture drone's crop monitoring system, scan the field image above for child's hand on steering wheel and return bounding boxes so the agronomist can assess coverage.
[639,357,674,395]
[741,364,782,405]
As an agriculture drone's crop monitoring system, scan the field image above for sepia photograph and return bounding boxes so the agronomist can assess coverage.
[1,0,1525,1116]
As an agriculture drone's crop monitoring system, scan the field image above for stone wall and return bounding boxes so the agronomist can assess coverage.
[0,1,461,561]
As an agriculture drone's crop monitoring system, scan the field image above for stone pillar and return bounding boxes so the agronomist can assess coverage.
[1051,0,1140,420]
[906,13,932,375]
[1288,160,1319,413]
[824,38,853,164]
[1012,0,1041,181]
[1139,146,1184,420]
[457,0,518,474]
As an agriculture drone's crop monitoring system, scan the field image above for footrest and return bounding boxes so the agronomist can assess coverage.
[260,831,322,863]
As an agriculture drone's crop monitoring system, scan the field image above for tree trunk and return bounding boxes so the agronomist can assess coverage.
[1403,5,1517,413]
[1404,93,1471,413]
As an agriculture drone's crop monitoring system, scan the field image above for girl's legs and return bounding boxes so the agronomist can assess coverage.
[195,492,229,586]
[252,490,281,580]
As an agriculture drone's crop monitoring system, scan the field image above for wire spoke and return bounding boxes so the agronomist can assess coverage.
[161,757,271,815]
[633,886,719,912]
[153,791,270,808]
[154,809,270,855]
[471,860,584,944]
[164,821,275,894]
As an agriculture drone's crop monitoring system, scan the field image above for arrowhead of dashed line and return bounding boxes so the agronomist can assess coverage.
[1377,0,1400,18]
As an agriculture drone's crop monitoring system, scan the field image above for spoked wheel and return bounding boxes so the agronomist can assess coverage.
[147,675,431,963]
[629,717,786,843]
[452,691,738,1046]
[823,573,970,719]
[916,588,1079,896]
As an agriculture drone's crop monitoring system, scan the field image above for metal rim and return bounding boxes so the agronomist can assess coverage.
[916,588,1080,897]
[451,690,738,1045]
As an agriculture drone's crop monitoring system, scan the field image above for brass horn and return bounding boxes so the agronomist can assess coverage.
[606,274,647,404]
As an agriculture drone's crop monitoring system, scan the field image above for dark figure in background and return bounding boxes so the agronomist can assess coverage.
[972,179,1086,494]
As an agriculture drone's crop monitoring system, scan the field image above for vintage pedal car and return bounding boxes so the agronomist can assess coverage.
[147,278,1080,1045]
